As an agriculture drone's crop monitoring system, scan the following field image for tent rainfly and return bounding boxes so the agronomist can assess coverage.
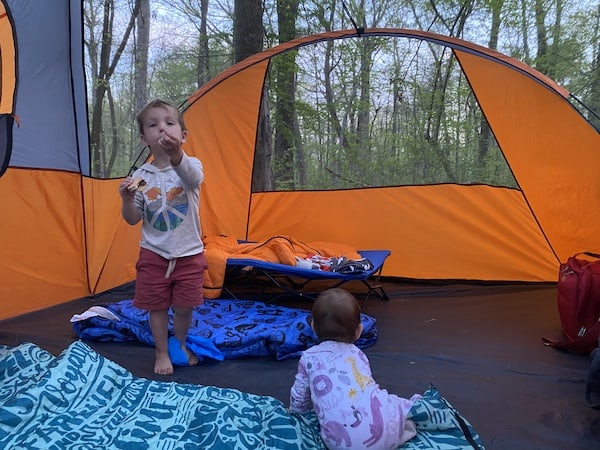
[2,0,600,320]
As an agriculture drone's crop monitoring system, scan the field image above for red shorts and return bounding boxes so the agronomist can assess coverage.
[133,248,208,311]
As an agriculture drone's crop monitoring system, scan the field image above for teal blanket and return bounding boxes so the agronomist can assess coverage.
[0,341,484,449]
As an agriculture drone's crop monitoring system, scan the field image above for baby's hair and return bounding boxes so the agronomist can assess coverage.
[311,288,361,343]
[136,99,187,134]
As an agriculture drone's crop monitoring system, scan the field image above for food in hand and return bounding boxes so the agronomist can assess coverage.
[127,177,147,192]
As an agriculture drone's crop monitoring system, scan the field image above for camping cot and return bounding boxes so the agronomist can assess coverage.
[222,249,391,306]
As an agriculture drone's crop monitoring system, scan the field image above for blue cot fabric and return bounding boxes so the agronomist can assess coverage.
[0,342,485,450]
[71,298,378,360]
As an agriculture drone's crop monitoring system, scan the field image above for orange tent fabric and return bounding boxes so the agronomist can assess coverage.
[2,11,600,320]
[183,30,600,284]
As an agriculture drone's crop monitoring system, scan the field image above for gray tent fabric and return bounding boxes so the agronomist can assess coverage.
[6,0,89,174]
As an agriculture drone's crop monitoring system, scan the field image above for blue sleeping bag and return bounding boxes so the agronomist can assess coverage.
[72,299,378,360]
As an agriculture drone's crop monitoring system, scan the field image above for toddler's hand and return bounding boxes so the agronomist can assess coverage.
[158,130,184,165]
[119,177,137,200]
[158,130,180,154]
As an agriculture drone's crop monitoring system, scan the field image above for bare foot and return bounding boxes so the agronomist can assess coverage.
[182,345,199,366]
[154,350,174,375]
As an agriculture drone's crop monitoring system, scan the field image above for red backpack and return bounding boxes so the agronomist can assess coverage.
[543,252,600,355]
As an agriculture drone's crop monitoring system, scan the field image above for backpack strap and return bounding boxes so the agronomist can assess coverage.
[575,252,600,258]
[542,319,600,355]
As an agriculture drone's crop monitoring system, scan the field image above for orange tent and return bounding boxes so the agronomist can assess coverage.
[1,4,599,320]
[183,29,600,282]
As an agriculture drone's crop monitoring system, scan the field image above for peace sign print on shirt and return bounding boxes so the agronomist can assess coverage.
[144,185,187,232]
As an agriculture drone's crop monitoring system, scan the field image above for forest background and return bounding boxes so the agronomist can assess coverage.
[85,0,600,192]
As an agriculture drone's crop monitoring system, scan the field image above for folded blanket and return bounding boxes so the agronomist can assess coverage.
[203,235,366,298]
[71,298,378,360]
[0,341,485,449]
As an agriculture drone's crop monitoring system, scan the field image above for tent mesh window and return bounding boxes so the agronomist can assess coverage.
[256,36,516,192]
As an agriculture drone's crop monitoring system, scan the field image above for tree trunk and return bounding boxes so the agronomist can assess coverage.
[356,39,373,162]
[233,0,263,62]
[519,0,531,62]
[134,0,149,158]
[477,0,503,170]
[548,0,564,81]
[424,2,473,182]
[233,0,271,192]
[534,0,549,74]
[89,0,141,177]
[197,0,210,87]
[106,86,119,175]
[89,0,114,177]
[587,4,600,130]
[273,0,299,190]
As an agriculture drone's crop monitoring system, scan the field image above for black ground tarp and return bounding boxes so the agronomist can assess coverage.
[1,278,598,449]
